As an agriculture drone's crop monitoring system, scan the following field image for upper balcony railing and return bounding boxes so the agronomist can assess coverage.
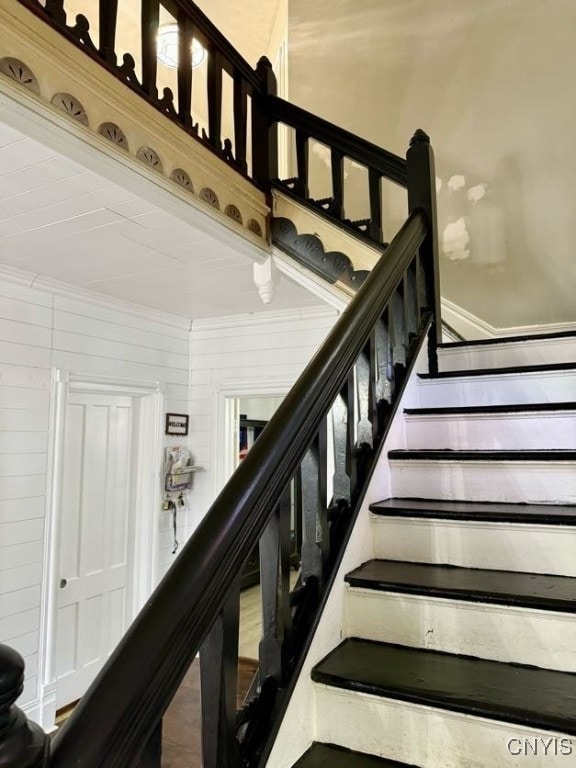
[18,0,408,248]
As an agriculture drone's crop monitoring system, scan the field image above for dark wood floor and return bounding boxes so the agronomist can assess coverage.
[162,657,259,768]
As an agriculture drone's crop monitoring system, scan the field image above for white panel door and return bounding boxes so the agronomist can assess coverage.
[55,392,136,708]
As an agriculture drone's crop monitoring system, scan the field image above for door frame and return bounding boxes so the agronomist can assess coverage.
[213,378,293,499]
[37,370,164,728]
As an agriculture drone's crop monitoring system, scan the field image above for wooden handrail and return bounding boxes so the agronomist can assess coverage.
[268,95,408,187]
[46,210,426,768]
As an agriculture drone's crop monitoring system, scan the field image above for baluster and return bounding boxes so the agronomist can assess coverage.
[407,130,440,372]
[331,380,352,506]
[343,369,358,502]
[415,252,426,322]
[177,13,193,129]
[252,57,278,186]
[200,583,241,768]
[137,721,162,767]
[295,130,309,199]
[259,484,292,685]
[300,420,328,582]
[355,341,376,449]
[292,469,303,562]
[99,0,118,66]
[403,266,418,342]
[373,317,392,439]
[389,289,407,390]
[206,48,223,151]
[141,0,159,98]
[368,168,383,242]
[330,148,344,219]
[0,645,48,767]
[233,72,248,173]
[45,0,66,25]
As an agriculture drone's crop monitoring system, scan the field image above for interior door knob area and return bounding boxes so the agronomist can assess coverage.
[59,578,67,589]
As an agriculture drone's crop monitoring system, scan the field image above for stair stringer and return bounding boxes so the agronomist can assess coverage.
[264,350,424,768]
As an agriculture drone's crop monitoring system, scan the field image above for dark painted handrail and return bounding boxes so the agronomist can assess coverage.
[268,95,408,187]
[46,214,428,768]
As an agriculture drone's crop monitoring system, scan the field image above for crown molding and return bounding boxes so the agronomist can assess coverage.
[0,263,192,331]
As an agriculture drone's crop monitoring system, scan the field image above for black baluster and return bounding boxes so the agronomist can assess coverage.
[292,469,303,562]
[0,645,48,767]
[368,168,383,242]
[331,148,344,220]
[45,0,66,24]
[177,13,193,129]
[407,130,440,372]
[252,57,278,187]
[374,317,392,438]
[206,48,223,151]
[141,0,159,98]
[403,267,418,341]
[295,129,309,199]
[355,342,375,449]
[390,289,407,391]
[200,583,240,768]
[137,721,162,767]
[259,484,292,685]
[233,72,248,174]
[300,420,328,582]
[99,0,118,66]
[343,369,358,502]
[331,382,352,506]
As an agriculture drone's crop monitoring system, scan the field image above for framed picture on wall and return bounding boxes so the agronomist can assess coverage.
[165,413,189,436]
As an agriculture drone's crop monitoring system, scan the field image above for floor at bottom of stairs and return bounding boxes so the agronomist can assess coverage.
[293,742,417,766]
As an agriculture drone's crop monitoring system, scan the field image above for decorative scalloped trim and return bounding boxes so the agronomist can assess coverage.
[0,57,40,94]
[272,217,367,288]
[1,53,264,238]
[136,146,163,172]
[225,204,243,224]
[98,122,129,150]
[51,92,89,125]
[247,219,263,237]
[200,187,220,209]
[170,168,194,192]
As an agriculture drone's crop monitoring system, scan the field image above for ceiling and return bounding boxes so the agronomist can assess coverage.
[0,0,302,322]
[0,120,320,319]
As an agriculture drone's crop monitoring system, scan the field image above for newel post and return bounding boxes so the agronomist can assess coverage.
[252,57,279,189]
[0,645,48,767]
[406,129,441,373]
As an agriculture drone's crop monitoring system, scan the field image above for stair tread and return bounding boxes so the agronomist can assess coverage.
[345,559,576,611]
[388,449,576,461]
[370,498,576,524]
[405,402,576,416]
[312,639,576,735]
[438,329,576,349]
[418,361,576,379]
[292,742,415,767]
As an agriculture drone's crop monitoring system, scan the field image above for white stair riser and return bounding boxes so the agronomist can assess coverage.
[390,460,576,504]
[438,338,576,372]
[416,370,576,407]
[315,684,574,768]
[404,412,576,450]
[371,517,576,577]
[344,587,576,672]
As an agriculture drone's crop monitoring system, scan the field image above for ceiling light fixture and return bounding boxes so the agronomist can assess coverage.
[157,23,206,69]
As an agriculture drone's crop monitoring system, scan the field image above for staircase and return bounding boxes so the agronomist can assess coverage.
[289,331,576,768]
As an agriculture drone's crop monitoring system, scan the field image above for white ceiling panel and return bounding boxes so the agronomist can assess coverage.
[0,121,321,320]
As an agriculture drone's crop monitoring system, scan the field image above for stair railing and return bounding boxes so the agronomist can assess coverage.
[0,127,439,767]
[17,0,278,185]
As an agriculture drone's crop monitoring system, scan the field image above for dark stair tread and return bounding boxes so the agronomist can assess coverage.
[388,449,576,461]
[438,329,576,349]
[292,743,415,768]
[418,361,576,379]
[345,559,576,612]
[404,402,576,416]
[369,498,576,524]
[312,639,576,735]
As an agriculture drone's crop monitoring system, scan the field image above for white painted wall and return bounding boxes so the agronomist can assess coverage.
[0,272,191,719]
[189,306,338,532]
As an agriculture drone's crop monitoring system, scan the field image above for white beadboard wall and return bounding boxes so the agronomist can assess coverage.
[189,307,338,531]
[0,274,191,711]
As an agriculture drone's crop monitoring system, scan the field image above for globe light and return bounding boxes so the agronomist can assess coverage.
[157,23,206,69]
